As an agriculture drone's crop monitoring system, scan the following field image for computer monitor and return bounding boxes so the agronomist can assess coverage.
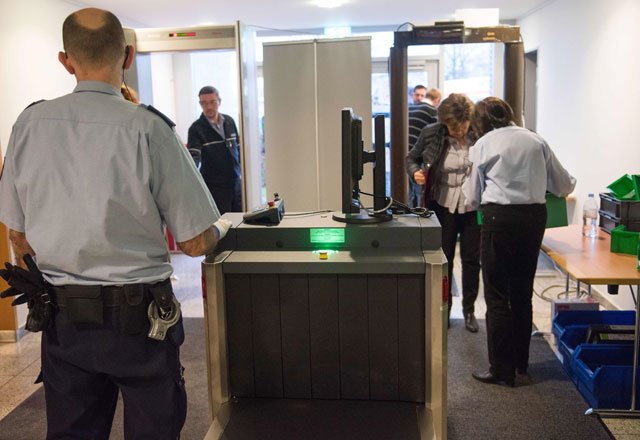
[333,108,391,224]
[338,108,362,214]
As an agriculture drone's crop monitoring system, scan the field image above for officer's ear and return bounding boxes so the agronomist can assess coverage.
[122,45,135,70]
[58,51,75,75]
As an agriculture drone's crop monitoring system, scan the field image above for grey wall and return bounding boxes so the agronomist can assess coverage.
[263,38,372,212]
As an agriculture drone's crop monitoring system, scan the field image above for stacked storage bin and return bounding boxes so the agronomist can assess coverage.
[599,174,640,233]
[552,310,637,408]
[573,344,639,409]
[599,174,640,257]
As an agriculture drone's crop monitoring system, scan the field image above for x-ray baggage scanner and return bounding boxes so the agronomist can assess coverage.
[201,212,447,439]
[201,110,448,439]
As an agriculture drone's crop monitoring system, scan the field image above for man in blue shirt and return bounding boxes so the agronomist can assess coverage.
[0,8,231,439]
[463,97,576,387]
[408,85,438,207]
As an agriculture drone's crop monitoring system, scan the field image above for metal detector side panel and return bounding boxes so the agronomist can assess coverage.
[423,250,448,440]
[201,252,231,420]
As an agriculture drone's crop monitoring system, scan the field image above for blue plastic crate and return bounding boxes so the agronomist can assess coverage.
[573,344,640,409]
[557,325,589,383]
[552,310,636,342]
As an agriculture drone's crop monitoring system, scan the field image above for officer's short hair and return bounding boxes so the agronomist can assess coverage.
[198,86,220,97]
[62,9,126,70]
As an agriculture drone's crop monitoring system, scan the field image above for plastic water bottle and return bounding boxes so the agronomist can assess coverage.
[582,193,598,238]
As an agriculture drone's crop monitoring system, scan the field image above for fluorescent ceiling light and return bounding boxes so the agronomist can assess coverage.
[454,8,500,27]
[312,0,347,8]
[324,26,351,38]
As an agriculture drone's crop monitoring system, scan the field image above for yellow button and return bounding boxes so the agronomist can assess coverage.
[319,251,328,260]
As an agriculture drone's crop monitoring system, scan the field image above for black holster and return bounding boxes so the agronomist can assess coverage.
[120,284,149,335]
[25,292,55,333]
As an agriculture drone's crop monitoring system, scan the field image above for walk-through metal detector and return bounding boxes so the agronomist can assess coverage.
[202,210,448,439]
[389,22,523,201]
[123,23,262,211]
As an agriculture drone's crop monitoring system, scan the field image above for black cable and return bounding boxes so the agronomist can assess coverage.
[357,190,433,218]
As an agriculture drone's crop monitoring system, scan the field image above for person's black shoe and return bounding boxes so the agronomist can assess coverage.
[472,369,515,387]
[464,313,479,333]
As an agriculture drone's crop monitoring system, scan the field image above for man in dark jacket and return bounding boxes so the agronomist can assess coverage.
[408,85,438,207]
[188,86,242,214]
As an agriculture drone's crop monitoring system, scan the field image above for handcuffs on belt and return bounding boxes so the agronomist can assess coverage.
[148,296,181,341]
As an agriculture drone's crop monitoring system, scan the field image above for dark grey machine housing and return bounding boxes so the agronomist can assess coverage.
[202,212,448,439]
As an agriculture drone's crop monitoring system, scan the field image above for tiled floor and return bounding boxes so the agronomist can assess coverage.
[0,330,42,420]
[0,250,638,438]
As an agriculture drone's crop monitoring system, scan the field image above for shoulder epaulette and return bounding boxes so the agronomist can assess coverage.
[143,104,176,128]
[25,99,46,110]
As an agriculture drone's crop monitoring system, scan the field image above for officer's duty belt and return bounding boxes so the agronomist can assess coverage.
[52,284,145,308]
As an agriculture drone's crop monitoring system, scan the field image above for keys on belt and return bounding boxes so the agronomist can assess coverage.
[147,296,181,341]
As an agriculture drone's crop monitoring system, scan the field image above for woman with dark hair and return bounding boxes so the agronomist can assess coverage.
[406,93,481,332]
[463,97,576,386]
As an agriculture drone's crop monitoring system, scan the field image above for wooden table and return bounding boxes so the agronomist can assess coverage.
[542,225,640,416]
[542,225,640,285]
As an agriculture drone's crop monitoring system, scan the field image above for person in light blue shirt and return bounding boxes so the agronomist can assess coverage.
[0,8,231,439]
[462,97,576,387]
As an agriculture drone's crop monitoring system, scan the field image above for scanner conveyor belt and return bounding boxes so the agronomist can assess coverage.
[212,398,421,440]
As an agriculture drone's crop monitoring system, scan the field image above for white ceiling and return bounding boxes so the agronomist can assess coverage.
[68,0,550,30]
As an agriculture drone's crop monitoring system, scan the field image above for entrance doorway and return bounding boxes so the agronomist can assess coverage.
[125,24,262,209]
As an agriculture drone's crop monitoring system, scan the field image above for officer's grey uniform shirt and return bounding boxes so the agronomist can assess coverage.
[0,81,220,285]
[462,125,576,211]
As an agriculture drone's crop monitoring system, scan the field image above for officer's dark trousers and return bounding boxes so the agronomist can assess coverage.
[433,202,481,317]
[480,203,546,379]
[206,179,242,215]
[41,295,187,440]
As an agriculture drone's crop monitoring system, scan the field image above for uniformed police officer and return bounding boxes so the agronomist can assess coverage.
[187,86,243,214]
[0,8,231,439]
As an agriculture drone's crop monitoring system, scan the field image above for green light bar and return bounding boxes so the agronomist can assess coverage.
[310,228,345,244]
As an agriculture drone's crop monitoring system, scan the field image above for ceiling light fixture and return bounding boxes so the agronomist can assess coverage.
[324,26,351,38]
[313,0,347,9]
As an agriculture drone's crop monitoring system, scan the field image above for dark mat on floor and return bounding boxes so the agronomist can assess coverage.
[2,318,614,440]
[447,318,612,440]
[0,318,210,440]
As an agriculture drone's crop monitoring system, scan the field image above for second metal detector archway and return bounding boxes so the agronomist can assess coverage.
[389,22,524,201]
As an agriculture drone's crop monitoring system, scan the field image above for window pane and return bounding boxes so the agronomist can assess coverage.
[443,43,495,102]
